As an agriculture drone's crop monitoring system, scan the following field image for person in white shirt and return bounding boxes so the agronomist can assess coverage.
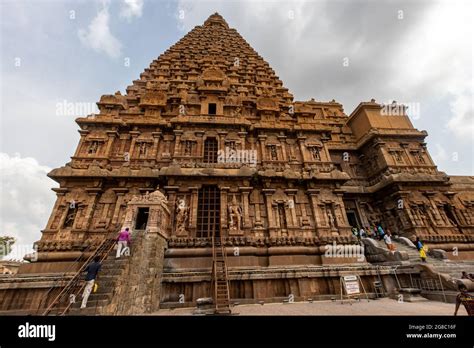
[383,233,395,251]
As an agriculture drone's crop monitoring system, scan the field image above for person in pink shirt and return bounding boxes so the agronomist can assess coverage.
[116,227,131,258]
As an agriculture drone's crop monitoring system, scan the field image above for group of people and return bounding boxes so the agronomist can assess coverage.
[351,224,396,252]
[80,227,132,309]
[351,224,432,262]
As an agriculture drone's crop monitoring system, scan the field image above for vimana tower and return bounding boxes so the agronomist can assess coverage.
[1,13,473,315]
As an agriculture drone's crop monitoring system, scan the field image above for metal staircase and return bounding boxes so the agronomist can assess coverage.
[42,236,117,316]
[211,236,231,314]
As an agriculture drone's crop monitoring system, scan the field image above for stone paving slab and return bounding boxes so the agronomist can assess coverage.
[155,298,467,316]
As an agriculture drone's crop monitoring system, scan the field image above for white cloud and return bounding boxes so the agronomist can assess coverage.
[0,153,57,260]
[448,93,474,139]
[389,0,473,140]
[120,0,144,21]
[78,1,122,58]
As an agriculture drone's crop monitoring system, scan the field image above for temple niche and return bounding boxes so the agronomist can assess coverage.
[4,13,472,313]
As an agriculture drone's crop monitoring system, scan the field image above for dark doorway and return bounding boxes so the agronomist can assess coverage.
[203,138,218,163]
[208,103,217,115]
[346,211,359,228]
[135,207,149,230]
[443,204,458,226]
[197,185,220,238]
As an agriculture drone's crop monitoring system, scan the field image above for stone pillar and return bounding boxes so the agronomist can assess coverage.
[189,187,199,229]
[58,196,74,229]
[334,191,350,227]
[46,189,68,229]
[173,130,183,156]
[258,134,267,162]
[375,142,390,168]
[74,130,89,157]
[253,191,264,229]
[105,130,118,158]
[285,189,298,228]
[84,189,101,230]
[238,131,247,151]
[425,193,443,224]
[287,139,296,161]
[129,131,140,159]
[400,143,413,165]
[151,131,162,161]
[218,131,228,153]
[297,136,307,163]
[162,135,174,158]
[240,187,252,228]
[299,198,310,227]
[356,201,369,228]
[220,187,229,230]
[307,189,324,235]
[263,189,275,229]
[164,186,179,236]
[111,191,126,226]
[119,134,129,156]
[196,131,205,157]
[278,135,288,162]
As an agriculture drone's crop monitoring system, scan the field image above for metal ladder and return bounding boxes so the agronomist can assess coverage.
[42,236,117,316]
[211,236,231,314]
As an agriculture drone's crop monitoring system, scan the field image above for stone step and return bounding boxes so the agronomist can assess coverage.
[87,293,113,301]
[68,307,102,316]
[72,298,109,308]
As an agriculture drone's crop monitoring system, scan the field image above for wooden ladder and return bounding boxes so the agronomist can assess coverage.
[42,235,117,316]
[211,235,231,314]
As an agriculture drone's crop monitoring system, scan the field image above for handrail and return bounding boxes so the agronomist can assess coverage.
[35,243,96,315]
[57,238,117,315]
[42,233,117,316]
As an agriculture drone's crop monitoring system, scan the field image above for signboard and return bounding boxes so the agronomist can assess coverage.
[343,276,360,295]
[340,275,369,304]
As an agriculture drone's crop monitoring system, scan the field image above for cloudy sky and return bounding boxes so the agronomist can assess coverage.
[0,0,472,257]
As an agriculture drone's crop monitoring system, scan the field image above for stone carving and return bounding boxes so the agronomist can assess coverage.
[228,196,243,232]
[175,198,189,235]
[327,209,336,229]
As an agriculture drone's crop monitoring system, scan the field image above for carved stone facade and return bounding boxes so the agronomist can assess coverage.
[3,13,473,310]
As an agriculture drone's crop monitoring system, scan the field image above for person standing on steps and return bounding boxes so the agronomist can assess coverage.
[377,224,385,241]
[415,236,427,262]
[116,227,131,258]
[383,231,395,252]
[81,256,101,309]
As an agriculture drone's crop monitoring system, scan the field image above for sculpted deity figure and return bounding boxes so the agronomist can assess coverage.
[327,209,336,229]
[228,196,243,231]
[175,198,189,235]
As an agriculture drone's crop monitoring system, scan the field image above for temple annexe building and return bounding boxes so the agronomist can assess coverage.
[0,13,473,314]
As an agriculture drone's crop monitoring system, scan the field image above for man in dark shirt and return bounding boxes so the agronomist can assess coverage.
[81,256,101,309]
[454,283,474,316]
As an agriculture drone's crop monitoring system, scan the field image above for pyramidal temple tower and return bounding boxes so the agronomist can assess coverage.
[1,13,473,314]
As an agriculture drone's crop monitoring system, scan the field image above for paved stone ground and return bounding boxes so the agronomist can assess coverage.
[155,298,467,316]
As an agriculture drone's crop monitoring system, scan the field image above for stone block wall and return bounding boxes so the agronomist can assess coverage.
[102,232,167,314]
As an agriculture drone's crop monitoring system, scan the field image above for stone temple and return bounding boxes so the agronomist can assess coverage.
[1,13,473,314]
